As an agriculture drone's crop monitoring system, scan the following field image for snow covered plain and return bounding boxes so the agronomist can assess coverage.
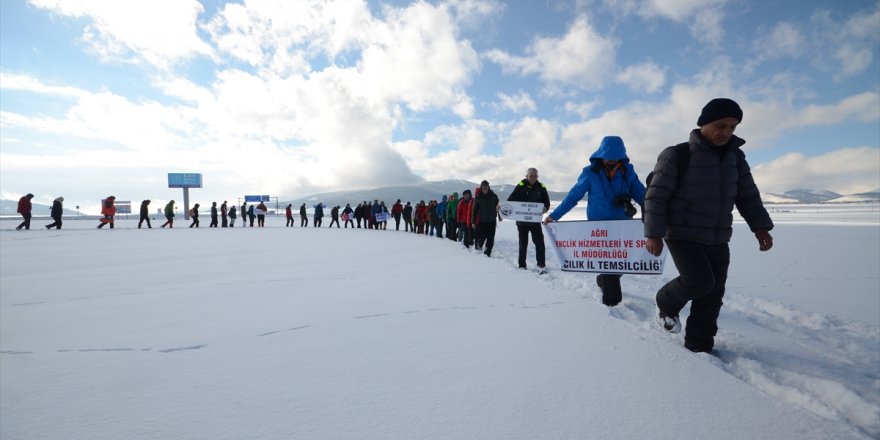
[1,203,878,440]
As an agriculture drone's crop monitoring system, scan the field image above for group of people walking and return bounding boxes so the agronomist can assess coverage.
[12,98,774,355]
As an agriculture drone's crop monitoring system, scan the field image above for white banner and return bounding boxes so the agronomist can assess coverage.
[499,201,545,222]
[544,219,667,274]
[375,212,390,222]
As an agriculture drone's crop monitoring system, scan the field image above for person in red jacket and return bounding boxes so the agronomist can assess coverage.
[456,189,475,248]
[285,204,294,227]
[391,199,403,231]
[97,196,117,229]
[15,193,34,230]
[415,200,428,234]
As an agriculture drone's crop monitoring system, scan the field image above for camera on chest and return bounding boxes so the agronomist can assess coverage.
[615,195,638,218]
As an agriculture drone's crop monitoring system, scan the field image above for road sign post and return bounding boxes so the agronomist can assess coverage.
[168,173,202,220]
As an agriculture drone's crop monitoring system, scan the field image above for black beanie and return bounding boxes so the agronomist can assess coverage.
[697,98,743,126]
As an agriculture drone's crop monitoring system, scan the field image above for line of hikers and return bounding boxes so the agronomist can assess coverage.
[11,98,775,356]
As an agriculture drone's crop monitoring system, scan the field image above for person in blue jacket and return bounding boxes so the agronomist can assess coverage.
[543,135,646,306]
[435,195,447,238]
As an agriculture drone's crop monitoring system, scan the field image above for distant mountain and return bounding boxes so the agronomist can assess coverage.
[783,189,842,204]
[761,193,801,204]
[825,188,880,204]
[0,199,81,216]
[282,179,570,208]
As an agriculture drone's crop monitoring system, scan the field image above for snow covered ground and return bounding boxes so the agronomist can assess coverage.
[1,203,878,439]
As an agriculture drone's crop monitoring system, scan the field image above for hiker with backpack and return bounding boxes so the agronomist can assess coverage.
[643,98,774,354]
[189,203,201,228]
[97,196,117,229]
[543,136,646,306]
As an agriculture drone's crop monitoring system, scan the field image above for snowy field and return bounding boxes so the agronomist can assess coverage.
[1,203,878,439]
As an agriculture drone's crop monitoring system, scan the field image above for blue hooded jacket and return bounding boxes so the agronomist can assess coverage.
[549,136,646,221]
[436,195,447,219]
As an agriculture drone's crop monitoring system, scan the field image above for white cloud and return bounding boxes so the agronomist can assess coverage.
[564,100,600,119]
[203,0,373,72]
[0,73,88,98]
[29,0,216,69]
[616,62,666,93]
[754,22,805,61]
[606,0,728,44]
[753,147,880,194]
[484,15,617,89]
[495,91,537,113]
[810,7,880,79]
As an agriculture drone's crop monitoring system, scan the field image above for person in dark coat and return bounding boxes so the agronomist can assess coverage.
[247,204,256,227]
[189,203,201,228]
[544,136,647,305]
[508,168,551,272]
[472,181,501,257]
[354,203,363,228]
[138,199,152,229]
[45,197,64,229]
[300,203,309,227]
[329,206,340,228]
[644,98,774,353]
[402,202,413,232]
[209,202,219,227]
[313,203,324,227]
[241,202,248,227]
[221,201,228,227]
[15,193,34,230]
[228,204,237,227]
[342,203,354,228]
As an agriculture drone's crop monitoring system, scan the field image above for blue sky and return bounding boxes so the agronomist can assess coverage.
[1,0,878,213]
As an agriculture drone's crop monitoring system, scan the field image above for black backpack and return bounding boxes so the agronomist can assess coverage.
[645,142,746,188]
[645,142,690,188]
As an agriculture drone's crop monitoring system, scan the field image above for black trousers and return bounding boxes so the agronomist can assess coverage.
[656,240,730,352]
[475,222,496,254]
[446,220,457,240]
[46,216,63,229]
[16,213,32,230]
[596,274,623,306]
[516,223,545,268]
[138,215,151,228]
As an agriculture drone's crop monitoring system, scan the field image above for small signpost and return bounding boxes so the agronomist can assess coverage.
[168,173,202,220]
[115,201,132,219]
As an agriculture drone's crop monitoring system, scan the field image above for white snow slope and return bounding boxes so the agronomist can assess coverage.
[1,204,878,440]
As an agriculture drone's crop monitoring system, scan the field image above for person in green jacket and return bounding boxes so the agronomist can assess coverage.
[445,192,459,241]
[161,200,175,228]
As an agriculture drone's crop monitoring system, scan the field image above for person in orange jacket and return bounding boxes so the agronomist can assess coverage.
[97,196,117,229]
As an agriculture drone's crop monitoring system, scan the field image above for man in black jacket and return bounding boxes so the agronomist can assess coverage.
[644,98,774,353]
[508,168,551,272]
[138,199,152,228]
[46,197,64,229]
